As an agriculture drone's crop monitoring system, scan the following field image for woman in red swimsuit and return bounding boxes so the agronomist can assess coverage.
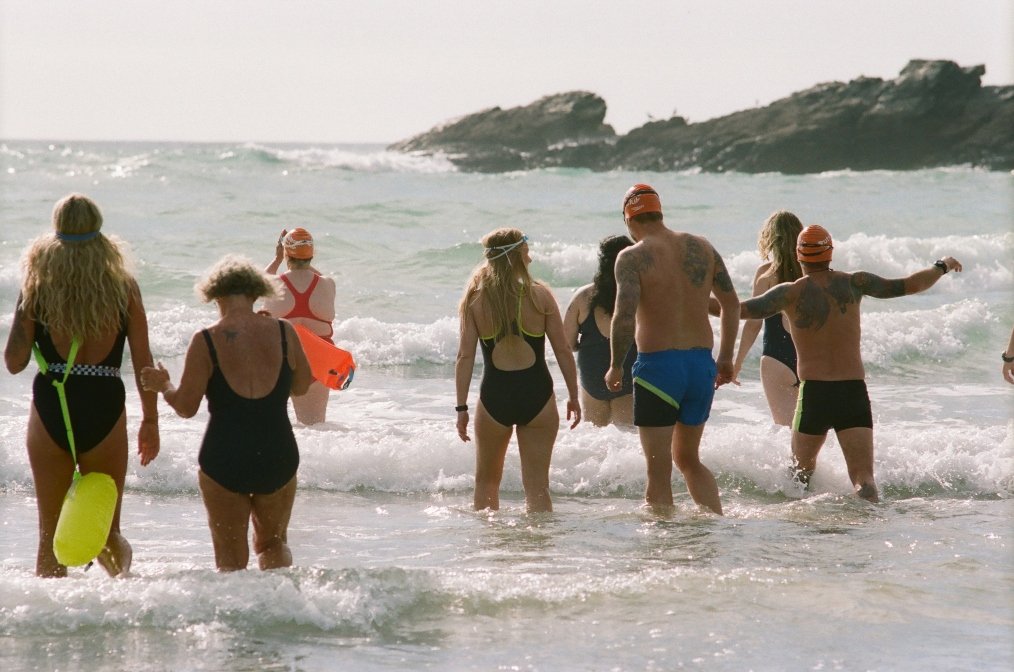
[263,228,337,424]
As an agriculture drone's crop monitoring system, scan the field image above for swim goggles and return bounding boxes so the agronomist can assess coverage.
[485,235,528,261]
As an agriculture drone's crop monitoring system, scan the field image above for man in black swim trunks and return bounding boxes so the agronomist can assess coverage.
[740,224,962,502]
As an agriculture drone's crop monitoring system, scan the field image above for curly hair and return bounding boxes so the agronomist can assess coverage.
[758,210,803,284]
[589,235,634,316]
[196,255,282,302]
[20,194,133,339]
[458,228,546,341]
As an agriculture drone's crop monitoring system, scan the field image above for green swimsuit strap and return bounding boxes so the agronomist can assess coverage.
[32,337,82,474]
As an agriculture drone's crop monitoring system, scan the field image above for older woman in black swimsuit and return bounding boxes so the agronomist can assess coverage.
[454,228,580,513]
[142,256,312,571]
[733,211,803,425]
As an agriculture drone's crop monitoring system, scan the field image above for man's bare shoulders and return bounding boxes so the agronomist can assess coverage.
[792,271,863,330]
[616,243,654,279]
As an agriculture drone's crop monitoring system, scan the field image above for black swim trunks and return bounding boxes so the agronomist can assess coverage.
[792,379,873,435]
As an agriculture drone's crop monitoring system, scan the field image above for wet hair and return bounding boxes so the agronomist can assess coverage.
[758,210,803,284]
[20,193,133,339]
[196,254,282,302]
[589,235,634,316]
[458,227,546,341]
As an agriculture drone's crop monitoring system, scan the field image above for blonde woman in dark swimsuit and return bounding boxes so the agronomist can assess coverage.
[733,211,803,426]
[454,228,580,513]
[4,193,160,577]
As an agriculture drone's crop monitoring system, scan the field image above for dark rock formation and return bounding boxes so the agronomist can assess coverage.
[389,60,1013,173]
[388,91,616,172]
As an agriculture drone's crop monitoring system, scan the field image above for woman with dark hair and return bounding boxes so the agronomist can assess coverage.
[455,228,580,513]
[4,193,160,577]
[563,235,635,427]
[733,210,804,425]
[141,255,312,571]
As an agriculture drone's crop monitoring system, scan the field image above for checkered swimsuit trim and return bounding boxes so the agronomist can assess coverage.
[45,363,121,377]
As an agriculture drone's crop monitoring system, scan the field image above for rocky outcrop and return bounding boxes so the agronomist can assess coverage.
[389,60,1013,173]
[388,91,616,172]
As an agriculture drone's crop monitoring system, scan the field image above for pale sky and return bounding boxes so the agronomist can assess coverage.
[1,0,1011,144]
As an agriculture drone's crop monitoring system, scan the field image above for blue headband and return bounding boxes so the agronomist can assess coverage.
[56,231,100,242]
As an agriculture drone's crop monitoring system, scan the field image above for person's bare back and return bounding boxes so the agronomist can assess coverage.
[605,183,739,514]
[775,270,867,381]
[622,229,726,353]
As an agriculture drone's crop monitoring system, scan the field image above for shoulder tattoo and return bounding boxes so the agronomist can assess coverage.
[616,248,653,285]
[712,248,734,293]
[794,276,860,329]
[683,237,708,286]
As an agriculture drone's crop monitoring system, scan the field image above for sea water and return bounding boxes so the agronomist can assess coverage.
[0,141,1011,671]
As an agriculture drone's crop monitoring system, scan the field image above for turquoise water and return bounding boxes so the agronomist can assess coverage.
[1,141,1012,671]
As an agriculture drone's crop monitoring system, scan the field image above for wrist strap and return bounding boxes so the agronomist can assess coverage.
[933,260,948,274]
[455,404,468,412]
[1003,352,1014,363]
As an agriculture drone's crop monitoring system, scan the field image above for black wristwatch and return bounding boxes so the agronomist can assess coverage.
[933,260,948,274]
[1003,352,1014,363]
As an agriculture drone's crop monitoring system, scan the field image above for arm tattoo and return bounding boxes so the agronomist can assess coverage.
[611,251,644,366]
[683,237,708,286]
[712,248,734,293]
[742,284,791,319]
[851,271,905,299]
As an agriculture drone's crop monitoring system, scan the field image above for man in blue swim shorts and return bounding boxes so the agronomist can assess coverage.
[740,225,962,502]
[606,184,740,515]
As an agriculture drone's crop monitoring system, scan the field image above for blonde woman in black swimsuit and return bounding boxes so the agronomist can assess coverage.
[4,193,160,577]
[733,211,803,426]
[454,228,581,513]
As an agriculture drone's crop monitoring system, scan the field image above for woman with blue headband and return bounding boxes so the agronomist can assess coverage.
[455,228,581,513]
[4,193,160,577]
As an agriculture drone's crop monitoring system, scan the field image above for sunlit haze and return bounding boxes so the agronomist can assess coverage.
[1,0,1011,143]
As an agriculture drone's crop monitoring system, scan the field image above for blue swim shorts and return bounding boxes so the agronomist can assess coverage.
[632,348,717,427]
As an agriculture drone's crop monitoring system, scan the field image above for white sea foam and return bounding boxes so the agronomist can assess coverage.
[1,143,1011,671]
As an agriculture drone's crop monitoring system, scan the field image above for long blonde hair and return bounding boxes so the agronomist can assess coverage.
[458,228,545,340]
[758,210,803,284]
[20,194,133,339]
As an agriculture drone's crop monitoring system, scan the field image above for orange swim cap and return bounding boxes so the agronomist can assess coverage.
[622,184,662,219]
[284,228,314,259]
[796,225,833,263]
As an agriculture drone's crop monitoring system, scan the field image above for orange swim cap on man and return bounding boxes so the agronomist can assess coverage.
[796,225,833,263]
[622,184,662,219]
[284,228,314,259]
